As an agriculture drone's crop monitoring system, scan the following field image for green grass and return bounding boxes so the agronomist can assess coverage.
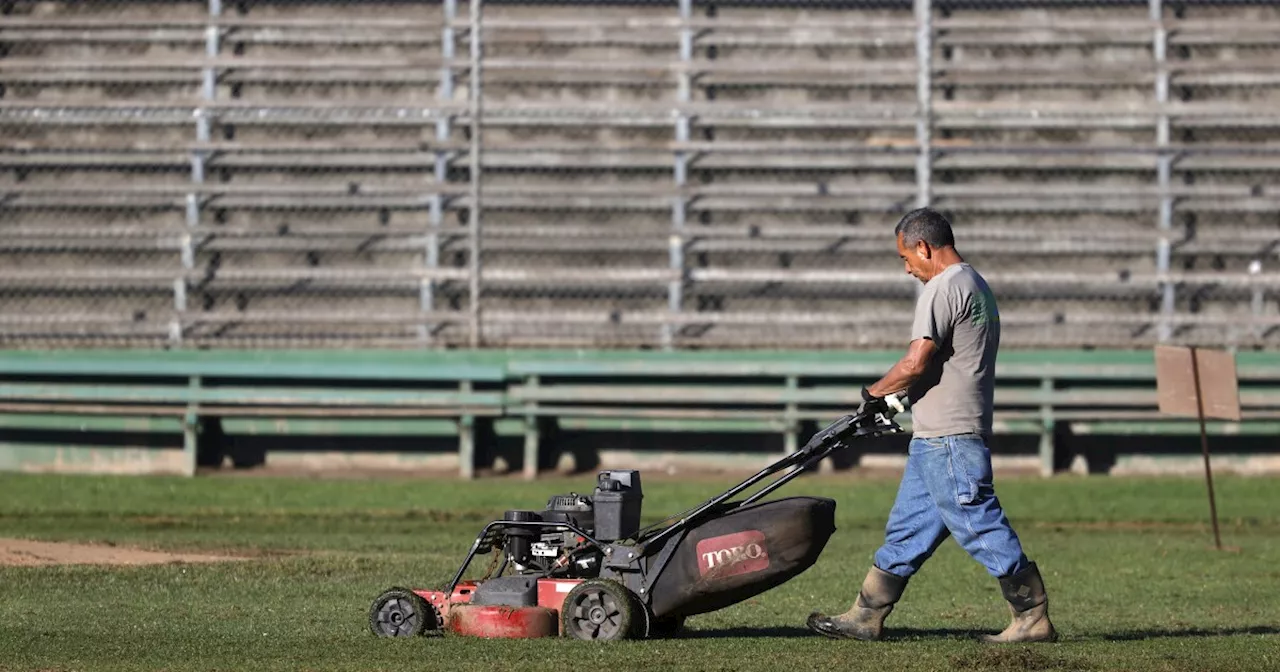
[0,472,1277,672]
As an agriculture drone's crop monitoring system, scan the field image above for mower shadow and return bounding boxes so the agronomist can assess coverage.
[675,626,814,639]
[676,627,979,640]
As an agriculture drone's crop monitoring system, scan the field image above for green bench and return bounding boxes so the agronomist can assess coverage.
[0,350,505,477]
[507,350,1280,477]
[4,349,1279,479]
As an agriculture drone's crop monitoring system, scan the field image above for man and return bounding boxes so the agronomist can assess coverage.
[806,208,1056,644]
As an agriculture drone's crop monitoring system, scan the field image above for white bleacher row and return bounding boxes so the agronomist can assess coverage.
[3,17,1279,99]
[2,2,1280,348]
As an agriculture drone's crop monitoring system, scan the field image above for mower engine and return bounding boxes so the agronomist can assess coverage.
[502,470,642,578]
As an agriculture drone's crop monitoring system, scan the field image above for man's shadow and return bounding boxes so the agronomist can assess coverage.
[1102,626,1280,641]
[669,626,978,640]
[675,625,1280,641]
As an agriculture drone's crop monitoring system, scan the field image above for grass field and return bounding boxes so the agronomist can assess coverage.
[0,471,1277,672]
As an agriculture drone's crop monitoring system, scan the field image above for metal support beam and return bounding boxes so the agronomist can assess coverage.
[1251,259,1264,342]
[665,0,694,350]
[172,277,188,331]
[422,0,457,344]
[174,0,222,346]
[1153,0,1175,342]
[914,0,933,210]
[910,0,934,304]
[668,195,687,349]
[467,0,483,348]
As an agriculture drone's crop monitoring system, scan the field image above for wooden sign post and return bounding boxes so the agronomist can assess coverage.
[1154,345,1241,550]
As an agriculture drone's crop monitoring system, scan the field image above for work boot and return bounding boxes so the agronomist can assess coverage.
[806,566,908,641]
[981,562,1058,643]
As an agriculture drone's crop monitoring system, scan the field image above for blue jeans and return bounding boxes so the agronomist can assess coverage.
[873,433,1029,579]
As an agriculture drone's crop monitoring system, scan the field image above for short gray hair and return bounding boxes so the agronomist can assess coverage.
[894,208,955,249]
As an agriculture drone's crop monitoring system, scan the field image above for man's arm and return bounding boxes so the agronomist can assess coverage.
[866,338,938,398]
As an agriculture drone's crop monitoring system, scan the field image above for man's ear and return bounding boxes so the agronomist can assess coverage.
[915,239,931,260]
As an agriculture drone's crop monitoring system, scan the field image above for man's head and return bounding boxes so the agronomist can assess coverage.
[895,207,959,283]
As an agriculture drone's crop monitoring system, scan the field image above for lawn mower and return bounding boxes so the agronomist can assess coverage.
[369,395,905,641]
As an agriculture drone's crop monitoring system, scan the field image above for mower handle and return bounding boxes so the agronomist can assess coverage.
[637,398,903,553]
[795,392,906,456]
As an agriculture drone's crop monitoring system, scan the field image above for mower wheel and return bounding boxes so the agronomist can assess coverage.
[630,592,650,639]
[369,587,438,637]
[561,579,637,641]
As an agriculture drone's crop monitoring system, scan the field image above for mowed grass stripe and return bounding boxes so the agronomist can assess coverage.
[1,473,1277,521]
[0,473,1277,671]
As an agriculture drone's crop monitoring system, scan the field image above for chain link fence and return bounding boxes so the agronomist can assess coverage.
[2,0,1280,349]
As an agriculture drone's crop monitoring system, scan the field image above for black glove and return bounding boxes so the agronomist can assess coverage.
[856,386,888,417]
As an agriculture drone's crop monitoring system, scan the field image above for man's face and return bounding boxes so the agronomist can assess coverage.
[897,232,932,283]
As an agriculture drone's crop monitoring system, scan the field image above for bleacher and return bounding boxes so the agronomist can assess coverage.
[3,0,1280,350]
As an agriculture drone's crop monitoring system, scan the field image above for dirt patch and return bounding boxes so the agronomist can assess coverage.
[950,649,1089,672]
[0,538,245,567]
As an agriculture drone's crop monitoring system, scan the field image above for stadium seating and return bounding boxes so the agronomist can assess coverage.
[2,2,1280,349]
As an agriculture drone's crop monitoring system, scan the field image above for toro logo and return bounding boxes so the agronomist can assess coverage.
[695,530,769,578]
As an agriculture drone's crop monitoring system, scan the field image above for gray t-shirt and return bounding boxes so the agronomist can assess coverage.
[907,263,1000,438]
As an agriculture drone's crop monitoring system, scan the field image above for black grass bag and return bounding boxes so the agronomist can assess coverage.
[646,496,837,619]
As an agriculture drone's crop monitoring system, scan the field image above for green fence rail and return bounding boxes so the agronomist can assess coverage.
[3,349,1278,478]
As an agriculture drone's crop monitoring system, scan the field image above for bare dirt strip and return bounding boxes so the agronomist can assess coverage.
[0,538,244,567]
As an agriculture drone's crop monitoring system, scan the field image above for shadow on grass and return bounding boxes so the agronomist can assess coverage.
[884,628,985,640]
[676,626,814,639]
[677,626,980,640]
[1103,625,1280,641]
[679,625,1280,643]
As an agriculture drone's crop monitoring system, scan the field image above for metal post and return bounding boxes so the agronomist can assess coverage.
[1038,377,1055,477]
[172,276,187,339]
[523,374,540,480]
[183,376,202,477]
[1152,0,1175,342]
[1188,348,1223,550]
[914,0,933,210]
[423,0,457,343]
[439,0,456,147]
[666,0,694,350]
[467,0,483,347]
[783,375,799,456]
[458,381,476,480]
[1250,259,1264,342]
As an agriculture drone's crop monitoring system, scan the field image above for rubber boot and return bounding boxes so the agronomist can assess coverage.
[806,566,908,641]
[981,562,1058,643]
